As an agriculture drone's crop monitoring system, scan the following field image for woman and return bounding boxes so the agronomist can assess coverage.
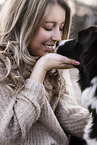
[0,0,89,144]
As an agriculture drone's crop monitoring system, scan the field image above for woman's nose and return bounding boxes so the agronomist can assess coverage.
[51,29,62,42]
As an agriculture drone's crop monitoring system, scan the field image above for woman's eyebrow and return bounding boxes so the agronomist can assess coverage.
[44,21,65,24]
[44,21,55,24]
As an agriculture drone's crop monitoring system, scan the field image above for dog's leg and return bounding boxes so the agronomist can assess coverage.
[82,77,97,145]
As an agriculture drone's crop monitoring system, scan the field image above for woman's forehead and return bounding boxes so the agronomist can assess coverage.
[45,4,66,23]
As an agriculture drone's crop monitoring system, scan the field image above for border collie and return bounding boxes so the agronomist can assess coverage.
[57,26,97,145]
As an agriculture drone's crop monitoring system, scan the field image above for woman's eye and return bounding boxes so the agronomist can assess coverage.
[43,26,52,31]
[59,28,63,31]
[59,26,64,31]
[60,23,65,31]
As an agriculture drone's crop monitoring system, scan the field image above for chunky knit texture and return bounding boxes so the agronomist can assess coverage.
[0,75,89,145]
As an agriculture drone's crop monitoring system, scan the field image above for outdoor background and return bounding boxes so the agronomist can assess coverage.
[0,0,97,106]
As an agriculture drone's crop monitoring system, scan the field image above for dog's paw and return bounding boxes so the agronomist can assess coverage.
[81,77,97,109]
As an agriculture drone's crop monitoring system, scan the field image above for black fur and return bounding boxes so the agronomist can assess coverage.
[57,26,97,145]
[57,26,97,91]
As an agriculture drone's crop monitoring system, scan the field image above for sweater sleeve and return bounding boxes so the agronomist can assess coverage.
[0,79,45,144]
[55,92,90,138]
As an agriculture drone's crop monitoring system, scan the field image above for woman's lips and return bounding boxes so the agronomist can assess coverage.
[43,44,55,52]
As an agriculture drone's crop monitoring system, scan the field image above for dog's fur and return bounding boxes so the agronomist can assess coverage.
[57,26,97,145]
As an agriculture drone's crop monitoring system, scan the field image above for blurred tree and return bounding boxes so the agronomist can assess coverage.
[69,0,97,38]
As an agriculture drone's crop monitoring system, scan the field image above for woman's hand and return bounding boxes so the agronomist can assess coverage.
[39,53,80,71]
[30,53,80,83]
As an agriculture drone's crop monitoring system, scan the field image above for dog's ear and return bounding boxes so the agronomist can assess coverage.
[78,27,97,50]
[78,26,97,38]
[78,28,91,45]
[88,31,97,52]
[78,26,97,41]
[79,30,97,81]
[90,33,97,53]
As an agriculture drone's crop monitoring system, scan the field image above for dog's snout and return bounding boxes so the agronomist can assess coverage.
[57,39,72,49]
[57,39,73,47]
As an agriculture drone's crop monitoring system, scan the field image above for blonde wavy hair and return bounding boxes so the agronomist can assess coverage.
[0,0,71,94]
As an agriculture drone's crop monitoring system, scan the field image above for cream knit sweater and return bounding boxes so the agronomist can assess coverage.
[0,73,89,145]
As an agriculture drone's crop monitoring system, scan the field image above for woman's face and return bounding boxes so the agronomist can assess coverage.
[29,4,66,57]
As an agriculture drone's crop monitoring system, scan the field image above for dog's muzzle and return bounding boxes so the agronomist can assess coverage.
[56,39,73,50]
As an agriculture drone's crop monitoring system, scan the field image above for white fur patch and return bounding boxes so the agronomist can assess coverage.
[84,116,97,145]
[82,77,97,110]
[59,40,67,46]
[56,39,73,50]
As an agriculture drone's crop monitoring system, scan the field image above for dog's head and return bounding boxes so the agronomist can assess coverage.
[57,26,97,62]
[57,26,97,90]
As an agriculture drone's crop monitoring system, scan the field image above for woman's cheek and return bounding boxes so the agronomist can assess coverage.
[38,28,52,41]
